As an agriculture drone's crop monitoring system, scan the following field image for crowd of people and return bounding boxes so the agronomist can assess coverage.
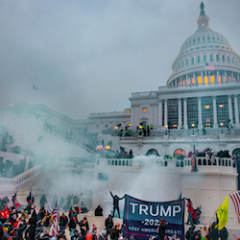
[0,192,125,240]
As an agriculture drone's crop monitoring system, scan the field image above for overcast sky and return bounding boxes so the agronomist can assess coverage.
[0,0,240,119]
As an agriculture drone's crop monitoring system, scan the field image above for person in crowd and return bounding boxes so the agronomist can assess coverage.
[89,224,98,240]
[105,214,114,240]
[39,206,46,220]
[110,223,123,240]
[40,194,48,209]
[157,219,167,240]
[79,215,90,232]
[59,212,68,235]
[73,195,79,206]
[95,205,103,216]
[69,215,78,237]
[186,225,196,240]
[147,125,150,136]
[110,191,126,218]
[186,198,194,226]
[42,210,52,233]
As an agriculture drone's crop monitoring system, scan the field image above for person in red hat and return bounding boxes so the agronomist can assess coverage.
[157,219,168,240]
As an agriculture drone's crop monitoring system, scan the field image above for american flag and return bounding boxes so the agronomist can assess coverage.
[205,63,215,70]
[230,191,240,222]
[52,204,59,236]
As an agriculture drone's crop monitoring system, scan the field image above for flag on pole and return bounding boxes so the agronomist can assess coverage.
[52,202,59,236]
[216,196,229,230]
[47,202,53,213]
[205,63,215,70]
[230,191,240,222]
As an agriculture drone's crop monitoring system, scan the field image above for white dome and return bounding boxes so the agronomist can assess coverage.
[180,28,233,55]
[166,2,240,87]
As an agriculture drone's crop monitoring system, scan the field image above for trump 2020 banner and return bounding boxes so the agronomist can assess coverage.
[123,195,185,240]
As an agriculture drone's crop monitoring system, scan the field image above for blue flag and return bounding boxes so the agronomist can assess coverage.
[123,195,185,240]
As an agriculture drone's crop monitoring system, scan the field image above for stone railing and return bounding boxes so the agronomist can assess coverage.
[0,165,42,192]
[89,111,128,117]
[44,126,94,154]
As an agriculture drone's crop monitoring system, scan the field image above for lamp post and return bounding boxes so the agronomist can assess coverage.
[220,122,224,134]
[165,124,168,135]
[114,126,118,136]
[192,123,195,135]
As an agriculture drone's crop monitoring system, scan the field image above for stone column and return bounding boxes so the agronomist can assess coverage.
[164,99,168,126]
[237,74,239,82]
[178,99,182,129]
[228,95,233,124]
[217,70,219,84]
[200,71,203,86]
[130,105,135,129]
[225,71,227,83]
[186,74,189,86]
[184,98,188,129]
[198,97,203,129]
[193,72,196,86]
[234,95,239,125]
[213,96,218,128]
[158,100,162,127]
[231,72,234,81]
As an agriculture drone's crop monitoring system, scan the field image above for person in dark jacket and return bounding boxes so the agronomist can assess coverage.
[110,223,123,240]
[110,191,126,218]
[79,216,90,233]
[186,225,195,240]
[69,216,78,237]
[157,219,167,240]
[27,210,37,240]
[59,212,69,235]
[219,227,228,240]
[95,205,103,216]
[105,214,114,239]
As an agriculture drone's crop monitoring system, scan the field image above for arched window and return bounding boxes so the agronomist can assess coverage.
[216,55,219,62]
[126,160,129,166]
[192,57,194,64]
[222,55,225,62]
[233,148,240,157]
[174,149,186,157]
[146,149,159,156]
[115,160,118,165]
[186,59,189,66]
[210,55,213,62]
[119,160,121,166]
[122,160,125,166]
[112,160,114,165]
[198,159,202,165]
[197,56,200,63]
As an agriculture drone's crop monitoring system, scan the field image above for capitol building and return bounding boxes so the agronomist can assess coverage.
[0,2,240,236]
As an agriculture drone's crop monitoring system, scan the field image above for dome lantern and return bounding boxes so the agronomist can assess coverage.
[196,2,209,29]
